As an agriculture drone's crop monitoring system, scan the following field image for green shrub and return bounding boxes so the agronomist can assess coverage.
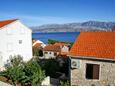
[60,81,70,86]
[0,55,45,86]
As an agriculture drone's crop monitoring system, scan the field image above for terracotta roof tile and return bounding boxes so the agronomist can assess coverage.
[61,52,69,55]
[0,19,17,28]
[69,32,115,60]
[43,44,61,52]
[54,43,65,46]
[33,43,42,48]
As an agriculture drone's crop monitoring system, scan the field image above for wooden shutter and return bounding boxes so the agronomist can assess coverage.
[93,64,100,79]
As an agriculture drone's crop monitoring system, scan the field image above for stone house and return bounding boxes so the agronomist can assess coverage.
[69,32,115,86]
[0,19,32,71]
[43,43,69,59]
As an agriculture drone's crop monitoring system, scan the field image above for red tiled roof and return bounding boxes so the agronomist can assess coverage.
[43,44,61,52]
[0,19,17,28]
[33,43,42,48]
[69,32,115,60]
[54,43,65,46]
[61,52,69,55]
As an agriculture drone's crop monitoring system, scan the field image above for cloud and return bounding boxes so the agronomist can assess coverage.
[0,12,78,26]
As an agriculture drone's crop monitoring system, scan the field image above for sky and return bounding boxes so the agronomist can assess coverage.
[0,0,115,26]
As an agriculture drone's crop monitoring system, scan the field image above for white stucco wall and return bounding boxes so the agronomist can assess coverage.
[0,20,32,66]
[70,57,115,86]
[61,46,69,52]
[43,51,57,59]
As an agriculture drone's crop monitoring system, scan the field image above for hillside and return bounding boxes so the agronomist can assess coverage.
[31,21,115,32]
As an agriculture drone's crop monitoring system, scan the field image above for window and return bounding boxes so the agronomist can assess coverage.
[54,52,57,56]
[7,43,13,51]
[19,40,22,44]
[44,52,48,54]
[86,64,100,79]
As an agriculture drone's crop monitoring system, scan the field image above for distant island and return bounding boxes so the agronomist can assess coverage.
[31,21,115,32]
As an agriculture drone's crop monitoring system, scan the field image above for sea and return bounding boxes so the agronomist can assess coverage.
[32,32,80,44]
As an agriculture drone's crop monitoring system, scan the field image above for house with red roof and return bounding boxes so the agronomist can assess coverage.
[69,32,115,86]
[32,39,46,49]
[0,19,32,71]
[43,43,69,59]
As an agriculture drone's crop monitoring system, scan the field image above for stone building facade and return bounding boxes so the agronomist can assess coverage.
[69,32,115,86]
[70,57,115,86]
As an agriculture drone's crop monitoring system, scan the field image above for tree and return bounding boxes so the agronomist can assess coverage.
[39,49,43,57]
[0,55,26,85]
[24,60,45,86]
[39,59,60,78]
[33,48,39,56]
[0,55,45,86]
[48,39,59,44]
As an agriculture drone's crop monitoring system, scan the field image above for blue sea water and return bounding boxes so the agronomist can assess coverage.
[32,32,80,44]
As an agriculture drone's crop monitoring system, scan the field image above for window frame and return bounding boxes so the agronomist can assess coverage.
[19,40,22,44]
[49,52,52,54]
[85,63,100,80]
[44,52,48,54]
[54,52,57,56]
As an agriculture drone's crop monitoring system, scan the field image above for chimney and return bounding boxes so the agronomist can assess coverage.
[112,26,115,32]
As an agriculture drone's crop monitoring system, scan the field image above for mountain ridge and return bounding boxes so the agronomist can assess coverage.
[31,21,115,32]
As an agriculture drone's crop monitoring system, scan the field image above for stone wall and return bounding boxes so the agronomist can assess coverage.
[71,58,115,86]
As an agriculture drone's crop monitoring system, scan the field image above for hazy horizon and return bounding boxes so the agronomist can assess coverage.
[0,0,115,26]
